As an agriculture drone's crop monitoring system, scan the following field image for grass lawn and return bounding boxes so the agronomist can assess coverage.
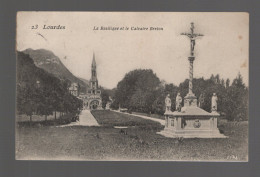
[91,110,163,128]
[16,110,248,161]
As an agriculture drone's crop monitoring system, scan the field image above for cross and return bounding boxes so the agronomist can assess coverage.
[181,22,204,56]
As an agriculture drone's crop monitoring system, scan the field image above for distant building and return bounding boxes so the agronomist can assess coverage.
[68,83,79,97]
[83,53,102,110]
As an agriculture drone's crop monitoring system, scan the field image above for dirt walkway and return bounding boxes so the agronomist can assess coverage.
[112,110,165,125]
[78,109,100,126]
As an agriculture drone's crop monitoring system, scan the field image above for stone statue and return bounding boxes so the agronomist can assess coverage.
[198,93,205,108]
[165,94,171,112]
[176,92,182,112]
[211,93,218,112]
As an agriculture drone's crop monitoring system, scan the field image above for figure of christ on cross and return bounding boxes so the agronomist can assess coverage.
[181,22,204,96]
[181,22,204,56]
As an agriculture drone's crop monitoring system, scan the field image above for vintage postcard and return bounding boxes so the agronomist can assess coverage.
[16,12,249,161]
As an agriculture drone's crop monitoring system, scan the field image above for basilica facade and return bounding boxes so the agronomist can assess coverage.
[80,53,102,110]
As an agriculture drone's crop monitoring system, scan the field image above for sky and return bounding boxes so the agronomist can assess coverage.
[17,12,249,89]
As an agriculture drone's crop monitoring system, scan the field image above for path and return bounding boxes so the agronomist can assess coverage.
[112,110,165,125]
[58,109,100,127]
[78,109,100,126]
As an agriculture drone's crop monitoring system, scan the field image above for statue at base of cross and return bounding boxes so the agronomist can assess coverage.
[165,94,172,112]
[211,93,218,112]
[176,93,182,112]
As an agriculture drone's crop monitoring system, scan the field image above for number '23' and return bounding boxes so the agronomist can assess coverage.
[31,25,38,29]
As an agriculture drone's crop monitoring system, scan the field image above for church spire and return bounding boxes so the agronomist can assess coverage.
[91,52,97,83]
[92,52,96,68]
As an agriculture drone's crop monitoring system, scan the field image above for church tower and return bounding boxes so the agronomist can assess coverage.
[85,52,102,110]
[90,53,99,93]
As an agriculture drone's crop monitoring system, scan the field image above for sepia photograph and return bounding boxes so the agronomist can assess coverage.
[15,12,249,161]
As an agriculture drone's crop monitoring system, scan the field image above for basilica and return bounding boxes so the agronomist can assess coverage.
[80,53,102,110]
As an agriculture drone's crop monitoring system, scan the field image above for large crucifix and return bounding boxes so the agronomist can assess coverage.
[181,22,204,56]
[181,22,204,100]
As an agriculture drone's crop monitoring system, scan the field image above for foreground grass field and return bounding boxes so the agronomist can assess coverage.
[16,110,248,161]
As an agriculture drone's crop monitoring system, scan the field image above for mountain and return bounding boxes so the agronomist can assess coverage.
[78,77,90,87]
[22,48,88,93]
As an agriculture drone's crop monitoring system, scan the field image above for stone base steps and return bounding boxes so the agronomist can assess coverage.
[157,130,228,138]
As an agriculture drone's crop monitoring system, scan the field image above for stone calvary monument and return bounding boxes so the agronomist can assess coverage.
[158,23,226,138]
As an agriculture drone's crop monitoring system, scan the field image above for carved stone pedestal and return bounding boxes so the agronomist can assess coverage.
[184,93,197,107]
[157,106,227,138]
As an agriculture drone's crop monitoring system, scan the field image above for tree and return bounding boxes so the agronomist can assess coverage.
[101,89,110,109]
[226,78,230,88]
[17,51,83,124]
[113,69,160,113]
[224,73,248,121]
[151,85,165,115]
[16,79,37,125]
